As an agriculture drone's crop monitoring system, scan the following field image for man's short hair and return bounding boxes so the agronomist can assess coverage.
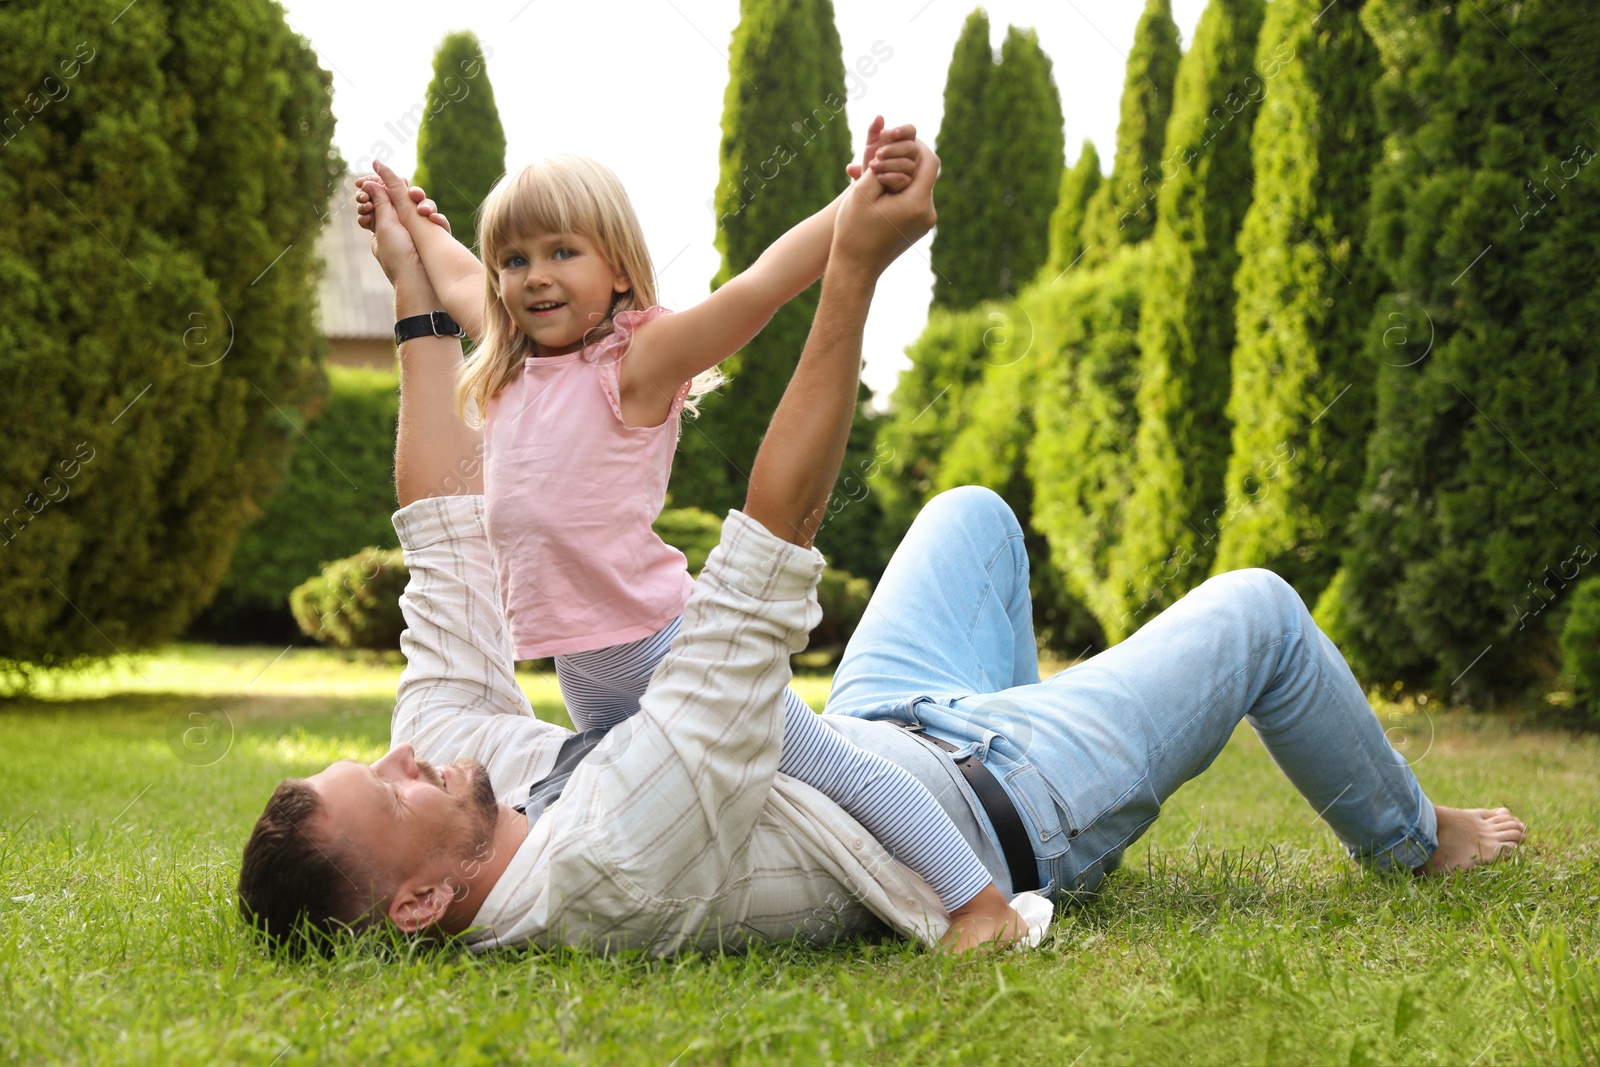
[237,778,382,956]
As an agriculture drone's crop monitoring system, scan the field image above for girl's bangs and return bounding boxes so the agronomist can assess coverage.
[480,165,604,264]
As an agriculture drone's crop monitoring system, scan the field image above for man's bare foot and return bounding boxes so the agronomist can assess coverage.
[1419,804,1526,875]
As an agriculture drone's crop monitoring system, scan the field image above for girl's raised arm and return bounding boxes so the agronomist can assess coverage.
[615,120,922,428]
[370,159,489,341]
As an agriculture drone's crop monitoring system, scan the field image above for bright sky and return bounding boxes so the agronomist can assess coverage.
[278,0,1205,405]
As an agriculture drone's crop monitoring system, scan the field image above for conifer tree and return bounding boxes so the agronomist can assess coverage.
[0,0,340,665]
[873,14,1064,561]
[1321,0,1600,700]
[413,31,506,249]
[928,14,1065,308]
[1028,244,1153,641]
[1043,141,1102,280]
[935,295,1103,655]
[1079,0,1182,256]
[1113,0,1267,628]
[1212,0,1383,602]
[983,26,1065,299]
[928,9,997,310]
[668,0,857,547]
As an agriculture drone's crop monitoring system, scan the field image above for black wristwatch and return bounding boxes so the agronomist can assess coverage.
[394,310,465,346]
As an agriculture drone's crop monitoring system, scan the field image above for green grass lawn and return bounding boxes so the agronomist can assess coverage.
[2,645,1596,1065]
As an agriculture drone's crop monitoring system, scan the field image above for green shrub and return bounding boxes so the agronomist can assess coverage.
[1042,141,1101,282]
[934,290,1103,657]
[1116,0,1266,620]
[290,548,407,651]
[1079,0,1181,255]
[1212,0,1382,603]
[191,365,401,641]
[1560,577,1600,718]
[1029,244,1152,643]
[870,303,1012,564]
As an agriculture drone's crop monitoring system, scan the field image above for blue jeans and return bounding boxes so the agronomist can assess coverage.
[826,487,1438,901]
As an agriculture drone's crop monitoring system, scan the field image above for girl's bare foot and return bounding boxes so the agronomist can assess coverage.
[1419,804,1525,875]
[940,884,1027,952]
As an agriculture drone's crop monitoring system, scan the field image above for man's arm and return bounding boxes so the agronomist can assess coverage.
[743,141,939,547]
[616,122,921,422]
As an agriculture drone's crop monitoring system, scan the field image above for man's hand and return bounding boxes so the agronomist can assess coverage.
[357,177,453,235]
[845,116,919,193]
[833,138,939,279]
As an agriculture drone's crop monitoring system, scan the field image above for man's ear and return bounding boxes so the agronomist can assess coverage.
[387,879,454,934]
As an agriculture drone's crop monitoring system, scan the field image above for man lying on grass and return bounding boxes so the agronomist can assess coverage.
[239,134,1525,961]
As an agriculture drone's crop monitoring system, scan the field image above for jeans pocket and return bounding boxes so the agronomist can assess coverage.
[1002,762,1070,859]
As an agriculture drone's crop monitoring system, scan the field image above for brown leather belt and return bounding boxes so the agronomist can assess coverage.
[894,722,1040,893]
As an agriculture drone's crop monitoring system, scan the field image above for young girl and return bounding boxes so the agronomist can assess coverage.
[358,122,1033,949]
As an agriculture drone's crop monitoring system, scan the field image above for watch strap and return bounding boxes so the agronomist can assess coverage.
[394,310,464,346]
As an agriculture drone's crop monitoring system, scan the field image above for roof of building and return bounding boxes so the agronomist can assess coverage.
[316,179,396,341]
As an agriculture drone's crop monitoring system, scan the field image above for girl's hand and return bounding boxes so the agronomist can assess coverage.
[356,176,433,294]
[845,117,919,193]
[356,171,453,235]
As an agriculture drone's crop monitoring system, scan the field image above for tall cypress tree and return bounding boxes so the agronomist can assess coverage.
[413,31,506,248]
[668,0,852,520]
[1321,0,1600,700]
[873,16,1064,560]
[1043,140,1102,280]
[1212,0,1382,602]
[1079,0,1182,256]
[928,9,997,310]
[928,15,1065,308]
[983,26,1065,299]
[1114,0,1267,629]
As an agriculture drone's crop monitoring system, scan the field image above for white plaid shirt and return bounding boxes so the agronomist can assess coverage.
[390,495,949,955]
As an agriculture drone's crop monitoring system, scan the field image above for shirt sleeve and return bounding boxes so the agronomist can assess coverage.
[390,494,569,794]
[535,510,825,948]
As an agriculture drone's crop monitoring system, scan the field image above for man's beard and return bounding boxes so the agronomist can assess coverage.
[418,757,501,868]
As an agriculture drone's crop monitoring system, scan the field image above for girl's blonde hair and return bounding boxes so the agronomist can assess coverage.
[457,154,724,424]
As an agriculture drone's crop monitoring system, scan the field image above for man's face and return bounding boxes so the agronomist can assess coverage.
[306,743,500,921]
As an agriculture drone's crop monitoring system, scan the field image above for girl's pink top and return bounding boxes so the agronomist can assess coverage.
[484,305,695,660]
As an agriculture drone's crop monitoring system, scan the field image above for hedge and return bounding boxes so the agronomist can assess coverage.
[191,365,399,641]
